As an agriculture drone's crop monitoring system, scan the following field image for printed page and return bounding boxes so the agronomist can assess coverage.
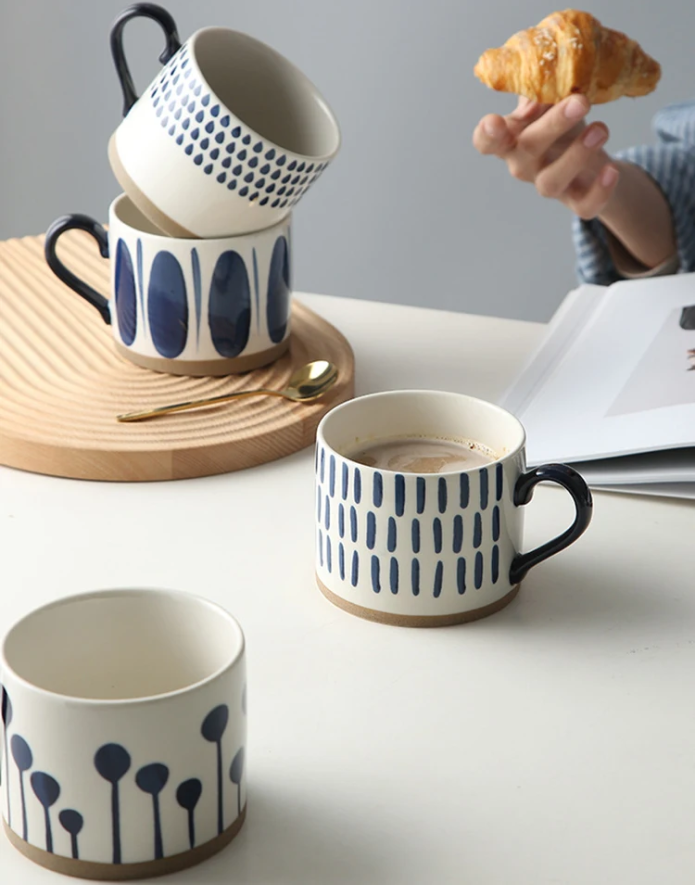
[508,274,695,465]
[499,284,606,416]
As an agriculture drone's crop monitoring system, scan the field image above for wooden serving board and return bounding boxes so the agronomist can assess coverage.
[0,232,354,481]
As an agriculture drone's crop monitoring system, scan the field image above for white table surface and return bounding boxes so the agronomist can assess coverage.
[2,293,695,885]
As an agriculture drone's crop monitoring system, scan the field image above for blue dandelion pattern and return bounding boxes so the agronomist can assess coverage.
[149,43,329,208]
[316,459,506,597]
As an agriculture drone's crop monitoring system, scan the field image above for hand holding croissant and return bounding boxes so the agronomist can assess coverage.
[474,9,660,105]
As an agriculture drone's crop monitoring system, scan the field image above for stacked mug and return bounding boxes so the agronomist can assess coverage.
[45,3,341,376]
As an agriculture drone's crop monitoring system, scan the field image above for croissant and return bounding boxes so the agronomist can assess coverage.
[474,9,661,105]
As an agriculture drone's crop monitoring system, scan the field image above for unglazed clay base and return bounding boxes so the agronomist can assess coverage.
[108,135,197,239]
[316,576,520,627]
[3,806,246,881]
[114,338,290,376]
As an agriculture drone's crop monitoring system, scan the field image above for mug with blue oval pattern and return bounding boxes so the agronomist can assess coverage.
[315,391,593,627]
[1,589,246,879]
[44,195,292,375]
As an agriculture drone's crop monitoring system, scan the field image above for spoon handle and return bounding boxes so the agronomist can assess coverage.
[117,388,285,423]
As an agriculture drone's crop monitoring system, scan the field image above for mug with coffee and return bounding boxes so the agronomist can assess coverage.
[107,3,341,238]
[315,390,592,627]
[0,589,246,879]
[44,194,292,375]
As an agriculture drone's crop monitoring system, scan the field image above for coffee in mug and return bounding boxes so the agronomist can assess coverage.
[345,436,497,473]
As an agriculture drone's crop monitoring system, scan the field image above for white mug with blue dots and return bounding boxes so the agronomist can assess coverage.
[44,195,292,376]
[107,4,341,239]
[315,391,593,627]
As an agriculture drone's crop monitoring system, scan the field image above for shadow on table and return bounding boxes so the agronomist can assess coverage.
[165,784,397,885]
[488,554,685,636]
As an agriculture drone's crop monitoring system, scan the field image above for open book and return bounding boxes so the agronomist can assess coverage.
[498,273,695,499]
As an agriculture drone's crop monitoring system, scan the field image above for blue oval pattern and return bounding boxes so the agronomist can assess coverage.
[208,251,251,358]
[148,251,188,358]
[266,236,291,343]
[114,239,137,347]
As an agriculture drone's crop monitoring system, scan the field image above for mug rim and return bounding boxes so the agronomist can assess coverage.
[110,193,292,244]
[0,588,245,707]
[316,389,527,474]
[186,26,342,162]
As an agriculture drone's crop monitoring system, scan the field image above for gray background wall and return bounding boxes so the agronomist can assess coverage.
[0,0,692,321]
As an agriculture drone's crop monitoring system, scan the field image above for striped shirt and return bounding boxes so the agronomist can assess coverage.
[573,100,695,285]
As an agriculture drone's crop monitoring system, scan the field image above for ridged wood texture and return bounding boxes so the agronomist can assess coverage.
[0,232,355,481]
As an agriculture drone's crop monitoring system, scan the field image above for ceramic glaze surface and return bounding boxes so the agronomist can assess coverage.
[108,199,291,364]
[148,42,329,214]
[315,391,592,625]
[208,251,252,358]
[44,196,293,374]
[0,590,247,868]
[110,24,340,237]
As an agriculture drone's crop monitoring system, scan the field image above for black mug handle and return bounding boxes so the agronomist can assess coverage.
[44,215,111,325]
[509,464,593,585]
[110,3,182,116]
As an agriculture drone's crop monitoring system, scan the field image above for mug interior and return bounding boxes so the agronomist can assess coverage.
[111,194,291,245]
[319,390,526,469]
[2,589,243,701]
[192,29,340,158]
[113,195,168,236]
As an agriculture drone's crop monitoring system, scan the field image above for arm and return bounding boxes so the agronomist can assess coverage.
[574,101,695,285]
[599,160,676,268]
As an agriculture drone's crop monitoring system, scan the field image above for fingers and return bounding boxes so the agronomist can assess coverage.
[473,114,516,157]
[508,96,541,121]
[473,96,551,158]
[566,163,621,220]
[535,123,609,199]
[516,94,590,158]
[507,96,550,130]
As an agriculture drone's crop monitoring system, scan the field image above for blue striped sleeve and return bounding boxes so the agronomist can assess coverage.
[573,100,695,285]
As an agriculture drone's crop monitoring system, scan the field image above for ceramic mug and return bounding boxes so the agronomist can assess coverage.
[315,390,593,627]
[44,195,292,376]
[0,589,246,879]
[107,3,341,238]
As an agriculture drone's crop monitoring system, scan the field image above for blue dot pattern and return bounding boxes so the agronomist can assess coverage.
[149,42,329,209]
[316,458,505,599]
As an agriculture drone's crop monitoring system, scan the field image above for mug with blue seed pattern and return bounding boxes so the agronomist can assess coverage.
[44,195,292,376]
[107,3,341,238]
[315,391,593,627]
[1,589,247,879]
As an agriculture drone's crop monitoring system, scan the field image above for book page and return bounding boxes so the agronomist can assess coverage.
[504,274,695,465]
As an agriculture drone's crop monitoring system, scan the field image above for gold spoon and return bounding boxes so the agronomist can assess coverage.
[117,359,339,423]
